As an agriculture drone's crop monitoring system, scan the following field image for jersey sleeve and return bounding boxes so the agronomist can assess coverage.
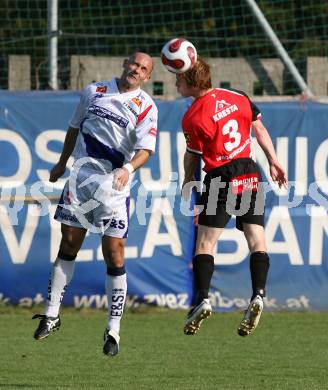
[69,84,93,129]
[183,125,204,155]
[229,87,261,121]
[183,104,215,155]
[249,99,261,121]
[134,102,158,155]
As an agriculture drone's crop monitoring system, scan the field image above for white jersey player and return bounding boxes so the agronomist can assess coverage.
[33,53,157,357]
[55,76,157,236]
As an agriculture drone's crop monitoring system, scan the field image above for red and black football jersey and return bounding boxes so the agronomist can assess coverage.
[182,88,261,172]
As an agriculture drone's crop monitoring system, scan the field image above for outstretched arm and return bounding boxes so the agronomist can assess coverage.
[252,119,288,188]
[49,127,79,182]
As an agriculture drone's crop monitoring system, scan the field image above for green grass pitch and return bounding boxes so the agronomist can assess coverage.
[1,307,328,390]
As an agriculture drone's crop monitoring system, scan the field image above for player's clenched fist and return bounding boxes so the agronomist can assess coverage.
[112,168,130,191]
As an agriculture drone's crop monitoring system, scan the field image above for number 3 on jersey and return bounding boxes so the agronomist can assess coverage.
[222,119,241,152]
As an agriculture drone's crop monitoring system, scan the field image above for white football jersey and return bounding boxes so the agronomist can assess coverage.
[69,78,158,173]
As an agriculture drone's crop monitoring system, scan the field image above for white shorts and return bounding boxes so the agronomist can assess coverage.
[54,168,130,238]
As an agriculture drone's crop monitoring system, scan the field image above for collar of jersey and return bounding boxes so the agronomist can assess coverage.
[113,78,141,96]
[194,88,215,102]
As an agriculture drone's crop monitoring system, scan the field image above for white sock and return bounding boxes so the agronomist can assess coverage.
[106,272,127,334]
[45,257,75,318]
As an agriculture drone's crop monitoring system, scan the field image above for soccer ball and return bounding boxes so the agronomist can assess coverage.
[161,38,197,74]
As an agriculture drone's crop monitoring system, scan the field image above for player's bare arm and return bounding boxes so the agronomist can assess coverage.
[182,151,200,200]
[113,149,151,191]
[252,119,288,188]
[49,126,79,183]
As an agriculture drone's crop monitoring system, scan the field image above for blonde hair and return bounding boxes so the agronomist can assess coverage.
[183,58,212,90]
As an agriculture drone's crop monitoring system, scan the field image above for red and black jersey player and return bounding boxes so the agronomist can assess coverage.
[177,58,287,337]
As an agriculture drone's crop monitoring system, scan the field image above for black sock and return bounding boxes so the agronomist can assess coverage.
[250,251,270,300]
[192,254,214,305]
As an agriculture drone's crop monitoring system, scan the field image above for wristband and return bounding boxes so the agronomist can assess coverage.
[123,163,134,174]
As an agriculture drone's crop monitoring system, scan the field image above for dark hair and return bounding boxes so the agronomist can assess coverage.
[183,58,212,89]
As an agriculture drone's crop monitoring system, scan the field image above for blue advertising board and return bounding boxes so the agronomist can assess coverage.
[0,92,327,311]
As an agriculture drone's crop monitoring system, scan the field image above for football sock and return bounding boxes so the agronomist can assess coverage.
[193,254,214,305]
[250,251,270,300]
[106,266,127,334]
[45,252,76,318]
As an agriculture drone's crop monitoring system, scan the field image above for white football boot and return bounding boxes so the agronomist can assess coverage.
[238,295,264,336]
[184,299,212,335]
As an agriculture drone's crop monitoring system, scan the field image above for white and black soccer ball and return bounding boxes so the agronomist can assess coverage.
[161,38,197,74]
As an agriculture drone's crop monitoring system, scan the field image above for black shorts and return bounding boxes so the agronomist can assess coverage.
[198,158,265,231]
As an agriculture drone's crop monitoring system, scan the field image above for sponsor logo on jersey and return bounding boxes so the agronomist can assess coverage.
[231,173,259,195]
[213,104,238,122]
[132,97,142,106]
[149,128,157,137]
[217,154,229,161]
[215,99,231,110]
[217,138,251,162]
[123,102,138,117]
[96,86,107,93]
[88,104,129,128]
